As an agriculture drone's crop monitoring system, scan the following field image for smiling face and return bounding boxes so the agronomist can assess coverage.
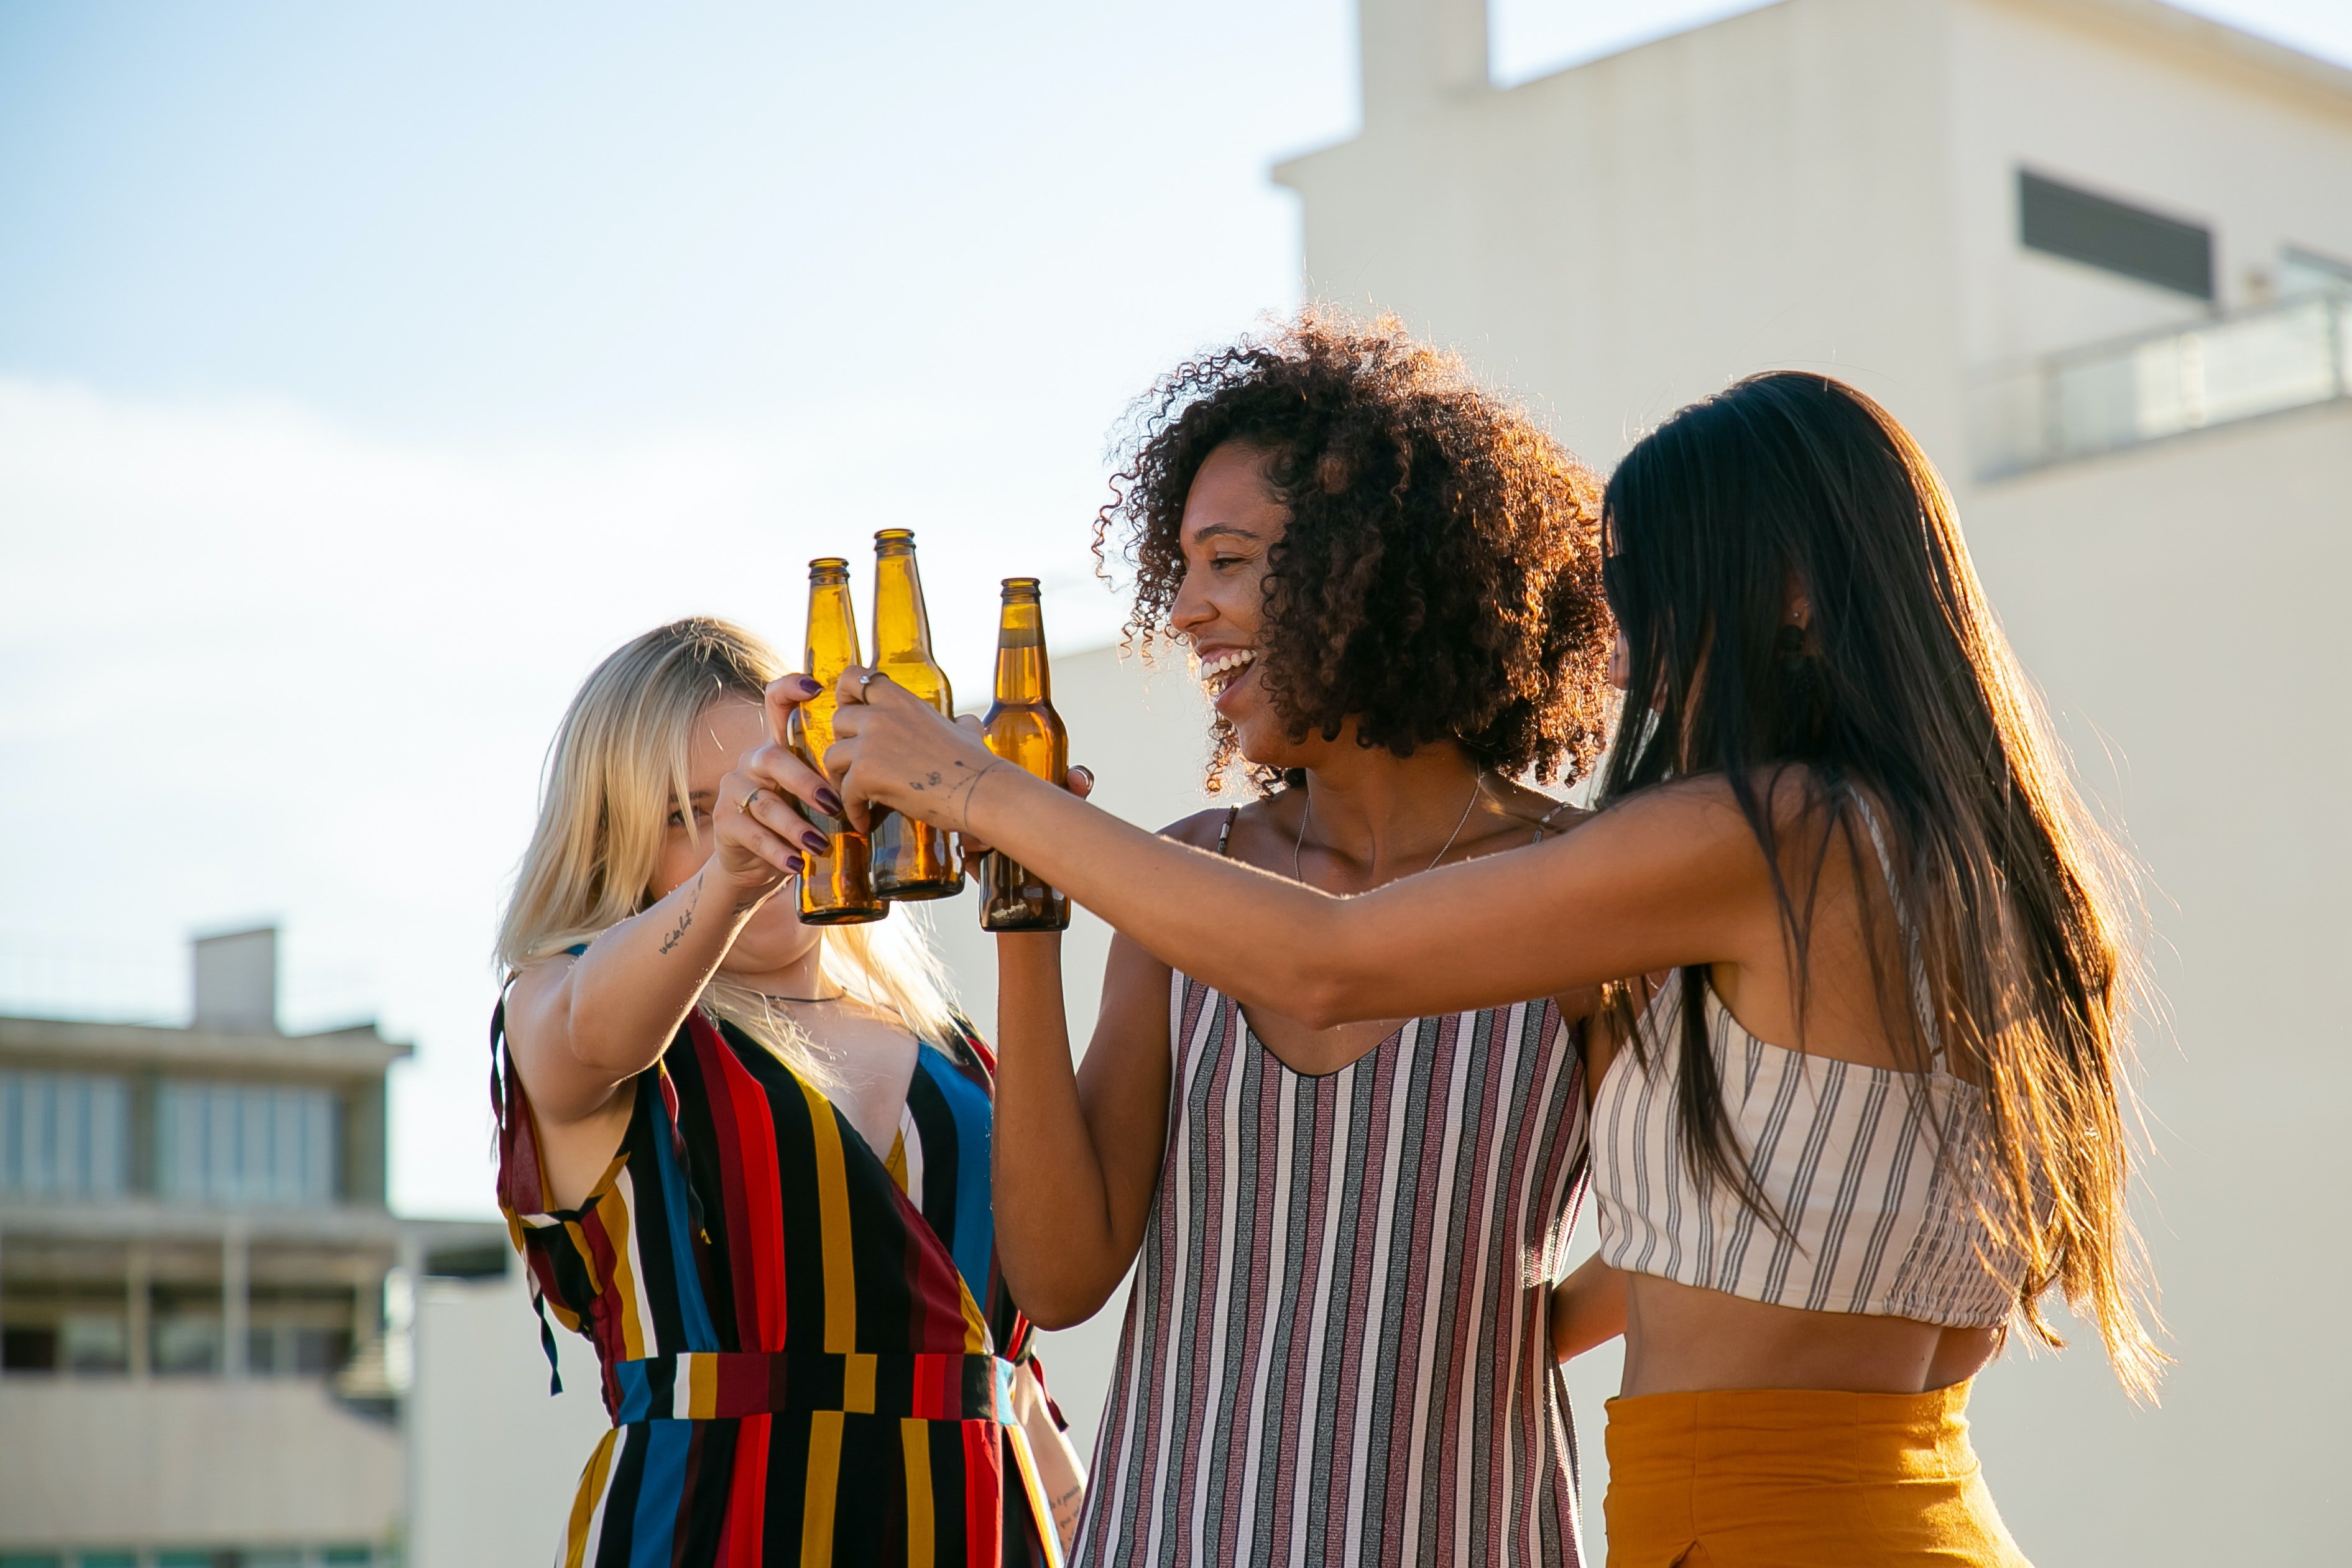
[1168,441,1316,769]
[648,696,821,977]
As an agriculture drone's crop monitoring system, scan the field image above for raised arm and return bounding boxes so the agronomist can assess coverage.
[812,673,1772,1028]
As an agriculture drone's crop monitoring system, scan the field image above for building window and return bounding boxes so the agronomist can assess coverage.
[0,1069,129,1199]
[159,1081,339,1205]
[2019,169,2213,300]
[150,1313,223,1375]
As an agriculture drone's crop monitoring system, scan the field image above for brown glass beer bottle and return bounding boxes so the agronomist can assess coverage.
[867,528,962,901]
[980,578,1071,933]
[785,558,886,925]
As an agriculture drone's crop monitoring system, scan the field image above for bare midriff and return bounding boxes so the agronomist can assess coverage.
[1620,1273,2002,1397]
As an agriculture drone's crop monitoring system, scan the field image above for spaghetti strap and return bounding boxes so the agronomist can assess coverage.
[1215,804,1240,858]
[1532,796,1575,844]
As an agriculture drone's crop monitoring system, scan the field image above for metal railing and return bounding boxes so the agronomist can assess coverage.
[1970,290,2352,478]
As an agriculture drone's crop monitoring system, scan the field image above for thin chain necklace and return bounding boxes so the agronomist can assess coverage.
[749,987,848,1006]
[1294,770,1486,885]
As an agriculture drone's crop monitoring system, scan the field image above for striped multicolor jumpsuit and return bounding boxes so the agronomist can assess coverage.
[494,1002,1063,1566]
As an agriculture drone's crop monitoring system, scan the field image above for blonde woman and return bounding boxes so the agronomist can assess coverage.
[492,617,1074,1567]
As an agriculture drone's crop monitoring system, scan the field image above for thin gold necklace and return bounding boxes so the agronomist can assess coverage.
[1293,770,1486,884]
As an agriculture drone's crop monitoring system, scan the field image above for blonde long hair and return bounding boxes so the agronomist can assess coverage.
[496,617,958,1082]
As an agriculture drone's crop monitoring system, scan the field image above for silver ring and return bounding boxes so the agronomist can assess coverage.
[857,670,885,698]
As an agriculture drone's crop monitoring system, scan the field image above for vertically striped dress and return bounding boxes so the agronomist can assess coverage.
[493,1001,1063,1567]
[1076,974,1590,1567]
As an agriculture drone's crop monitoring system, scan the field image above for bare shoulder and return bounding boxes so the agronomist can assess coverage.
[1484,778,1589,835]
[1160,806,1238,850]
[502,953,576,1036]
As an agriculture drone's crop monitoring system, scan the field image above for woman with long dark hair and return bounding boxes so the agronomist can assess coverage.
[736,372,2159,1563]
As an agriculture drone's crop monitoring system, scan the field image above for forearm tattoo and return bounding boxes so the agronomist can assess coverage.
[906,757,1006,833]
[658,872,703,955]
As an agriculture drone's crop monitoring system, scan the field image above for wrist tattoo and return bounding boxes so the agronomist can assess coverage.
[658,874,703,954]
[906,757,1007,832]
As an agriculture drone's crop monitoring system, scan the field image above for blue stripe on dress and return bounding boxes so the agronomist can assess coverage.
[920,1045,997,1302]
[648,1089,721,1352]
[627,1421,689,1568]
[613,1358,653,1423]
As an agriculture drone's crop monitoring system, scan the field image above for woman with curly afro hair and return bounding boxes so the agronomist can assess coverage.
[1008,311,1613,1564]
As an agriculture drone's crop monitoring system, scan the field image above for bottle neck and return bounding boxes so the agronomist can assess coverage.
[993,598,1049,701]
[805,582,860,676]
[872,553,936,665]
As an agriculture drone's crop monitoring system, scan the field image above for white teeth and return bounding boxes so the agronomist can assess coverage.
[1196,648,1257,693]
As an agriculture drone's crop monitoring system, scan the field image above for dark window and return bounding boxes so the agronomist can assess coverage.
[0,1326,57,1370]
[2020,170,2213,299]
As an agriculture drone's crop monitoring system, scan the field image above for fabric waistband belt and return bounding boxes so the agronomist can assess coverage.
[609,1349,1017,1426]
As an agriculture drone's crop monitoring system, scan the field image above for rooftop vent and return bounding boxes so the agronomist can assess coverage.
[193,926,278,1033]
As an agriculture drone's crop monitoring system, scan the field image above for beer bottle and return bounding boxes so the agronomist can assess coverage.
[785,558,886,925]
[867,528,962,901]
[979,578,1071,933]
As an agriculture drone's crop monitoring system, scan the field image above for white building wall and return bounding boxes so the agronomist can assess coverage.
[407,1266,611,1568]
[0,1378,404,1554]
[1278,0,1970,466]
[1957,399,2352,1566]
[1945,0,2352,367]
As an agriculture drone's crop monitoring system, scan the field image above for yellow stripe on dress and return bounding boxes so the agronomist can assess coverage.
[844,1352,877,1414]
[563,1427,619,1568]
[604,1168,648,1360]
[796,1076,859,1353]
[689,1350,717,1419]
[901,1419,935,1568]
[800,1409,843,1566]
[884,1128,908,1194]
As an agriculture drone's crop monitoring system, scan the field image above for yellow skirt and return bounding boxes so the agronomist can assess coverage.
[1602,1381,2030,1567]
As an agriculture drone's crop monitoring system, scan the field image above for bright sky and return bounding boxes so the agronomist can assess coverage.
[4,0,2348,1218]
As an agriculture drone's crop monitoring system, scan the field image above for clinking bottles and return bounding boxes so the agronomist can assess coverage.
[867,528,962,901]
[979,578,1071,933]
[786,558,886,925]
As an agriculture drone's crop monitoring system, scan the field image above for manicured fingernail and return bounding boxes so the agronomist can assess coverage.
[815,788,844,815]
[784,852,806,875]
[790,675,822,698]
[799,829,829,854]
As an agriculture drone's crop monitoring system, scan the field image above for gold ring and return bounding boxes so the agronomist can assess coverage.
[741,787,763,814]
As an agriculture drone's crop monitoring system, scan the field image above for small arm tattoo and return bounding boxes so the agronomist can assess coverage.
[658,873,703,954]
[933,757,1005,832]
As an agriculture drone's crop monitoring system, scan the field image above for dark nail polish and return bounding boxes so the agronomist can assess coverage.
[815,788,844,816]
[784,852,806,875]
[792,675,823,698]
[800,829,829,854]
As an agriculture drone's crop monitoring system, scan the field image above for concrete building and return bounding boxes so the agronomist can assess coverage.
[1251,0,2350,1561]
[0,928,505,1568]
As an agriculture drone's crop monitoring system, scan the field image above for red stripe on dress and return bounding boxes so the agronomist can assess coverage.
[699,1017,791,1347]
[721,1413,770,1567]
[961,1420,1003,1568]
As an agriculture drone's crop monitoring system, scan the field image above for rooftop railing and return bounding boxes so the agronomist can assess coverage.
[1970,290,2351,479]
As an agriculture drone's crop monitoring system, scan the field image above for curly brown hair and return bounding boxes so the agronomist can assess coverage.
[1095,309,1613,793]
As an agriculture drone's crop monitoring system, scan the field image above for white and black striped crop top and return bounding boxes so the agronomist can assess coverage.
[1588,811,2024,1328]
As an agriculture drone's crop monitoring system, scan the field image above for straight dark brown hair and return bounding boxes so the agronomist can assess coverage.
[1600,372,2162,1396]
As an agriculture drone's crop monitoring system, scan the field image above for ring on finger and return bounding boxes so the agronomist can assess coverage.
[741,787,763,815]
[855,670,886,700]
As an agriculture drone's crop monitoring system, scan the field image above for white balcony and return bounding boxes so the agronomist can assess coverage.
[0,1377,402,1559]
[1971,292,2352,478]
